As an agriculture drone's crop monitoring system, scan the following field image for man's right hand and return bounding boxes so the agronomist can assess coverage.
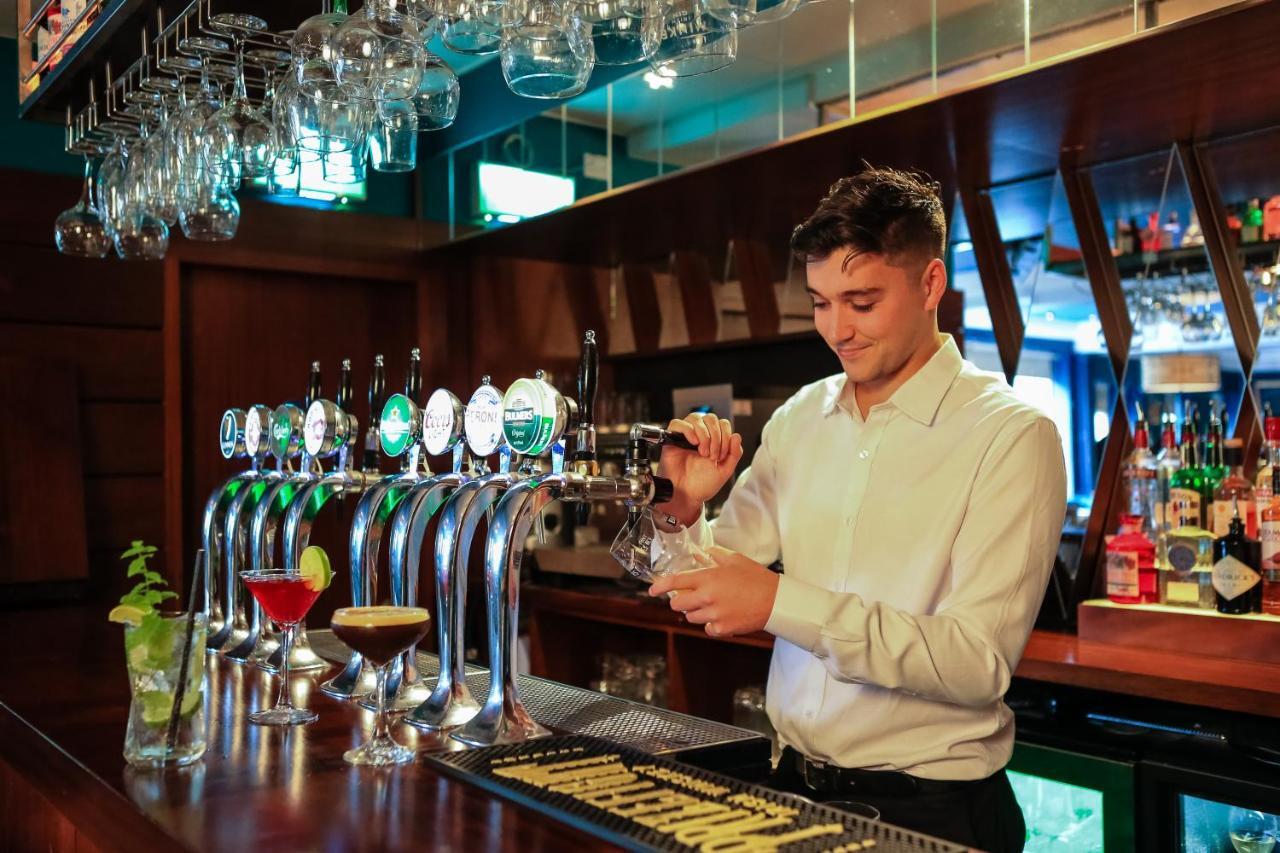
[658,413,743,527]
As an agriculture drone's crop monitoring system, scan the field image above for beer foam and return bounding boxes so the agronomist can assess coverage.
[331,606,430,628]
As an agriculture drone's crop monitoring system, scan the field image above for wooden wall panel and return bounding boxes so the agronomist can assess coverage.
[0,324,162,401]
[0,247,163,328]
[81,403,163,476]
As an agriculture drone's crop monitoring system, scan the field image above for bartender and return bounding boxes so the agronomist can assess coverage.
[649,166,1066,852]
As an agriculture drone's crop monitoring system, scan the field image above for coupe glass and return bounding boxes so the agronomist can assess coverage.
[330,606,431,766]
[55,150,111,258]
[650,0,735,77]
[699,0,799,28]
[500,0,595,99]
[240,569,323,726]
[412,50,460,129]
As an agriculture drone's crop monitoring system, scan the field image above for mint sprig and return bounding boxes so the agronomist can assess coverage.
[119,541,180,675]
[119,540,178,613]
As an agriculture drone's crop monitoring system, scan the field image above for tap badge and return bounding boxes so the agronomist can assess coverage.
[423,388,461,456]
[465,384,504,457]
[503,377,557,456]
[380,394,414,457]
[219,410,240,459]
[244,408,263,457]
[270,408,295,458]
[304,400,331,457]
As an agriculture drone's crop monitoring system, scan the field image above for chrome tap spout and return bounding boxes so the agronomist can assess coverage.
[201,471,257,648]
[452,474,566,748]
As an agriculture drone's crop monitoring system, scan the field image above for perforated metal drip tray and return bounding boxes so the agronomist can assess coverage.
[309,630,770,772]
[426,735,968,853]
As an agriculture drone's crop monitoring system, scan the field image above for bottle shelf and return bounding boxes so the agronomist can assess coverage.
[1078,598,1280,665]
[1048,239,1280,280]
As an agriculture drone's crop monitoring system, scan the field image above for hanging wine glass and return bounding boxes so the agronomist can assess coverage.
[501,0,595,99]
[650,0,735,77]
[203,15,277,185]
[55,134,111,258]
[333,0,425,102]
[581,0,665,66]
[113,133,170,260]
[96,133,131,239]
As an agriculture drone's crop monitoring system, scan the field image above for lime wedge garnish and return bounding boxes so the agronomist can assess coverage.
[300,545,333,592]
[109,604,147,626]
[180,689,202,719]
[140,690,174,726]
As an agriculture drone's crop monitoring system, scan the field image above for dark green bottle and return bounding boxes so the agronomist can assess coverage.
[1213,499,1262,614]
[1170,412,1205,529]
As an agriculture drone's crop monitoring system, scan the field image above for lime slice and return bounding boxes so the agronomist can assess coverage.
[139,690,175,726]
[109,604,148,626]
[180,689,202,719]
[300,545,333,592]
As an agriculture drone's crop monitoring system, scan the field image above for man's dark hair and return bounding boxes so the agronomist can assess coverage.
[790,167,946,271]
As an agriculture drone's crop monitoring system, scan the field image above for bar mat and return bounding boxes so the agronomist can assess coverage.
[423,734,967,852]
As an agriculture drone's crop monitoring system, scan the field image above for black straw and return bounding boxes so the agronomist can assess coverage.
[166,549,205,756]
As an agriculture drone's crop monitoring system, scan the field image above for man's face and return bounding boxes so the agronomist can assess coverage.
[806,251,938,386]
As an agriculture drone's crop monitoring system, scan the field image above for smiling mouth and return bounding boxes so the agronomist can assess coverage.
[837,345,870,359]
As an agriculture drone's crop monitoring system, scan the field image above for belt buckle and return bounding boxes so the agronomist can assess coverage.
[801,758,834,793]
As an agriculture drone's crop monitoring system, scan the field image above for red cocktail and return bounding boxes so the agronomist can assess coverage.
[240,569,325,726]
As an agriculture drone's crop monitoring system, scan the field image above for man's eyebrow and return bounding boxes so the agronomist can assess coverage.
[804,287,883,298]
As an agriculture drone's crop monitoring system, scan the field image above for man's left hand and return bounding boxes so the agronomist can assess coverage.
[648,547,779,637]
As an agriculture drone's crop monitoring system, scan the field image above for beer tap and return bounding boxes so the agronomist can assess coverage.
[368,386,477,713]
[268,357,368,673]
[403,377,522,733]
[320,348,426,700]
[200,406,267,648]
[214,363,316,659]
[453,331,693,748]
[205,404,274,654]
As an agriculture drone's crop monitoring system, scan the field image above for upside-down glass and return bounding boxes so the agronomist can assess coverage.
[113,138,170,261]
[698,0,800,29]
[501,0,595,99]
[440,0,508,55]
[55,150,111,258]
[203,34,276,186]
[650,0,736,77]
[330,606,431,766]
[585,0,665,66]
[332,0,424,102]
[179,179,241,241]
[240,569,323,725]
[370,99,418,172]
[96,135,130,237]
[412,49,460,129]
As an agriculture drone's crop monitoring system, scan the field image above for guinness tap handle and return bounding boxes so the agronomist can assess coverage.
[336,358,352,411]
[577,331,598,435]
[306,360,322,408]
[406,347,422,402]
[363,354,385,472]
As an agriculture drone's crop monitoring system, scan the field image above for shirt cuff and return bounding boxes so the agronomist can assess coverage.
[653,506,714,553]
[764,574,833,654]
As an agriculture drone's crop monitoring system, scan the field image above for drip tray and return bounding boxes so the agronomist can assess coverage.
[309,630,770,773]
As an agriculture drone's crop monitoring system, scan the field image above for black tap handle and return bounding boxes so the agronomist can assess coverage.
[368,354,386,428]
[336,358,352,410]
[664,431,697,452]
[406,346,422,402]
[306,360,322,407]
[578,330,598,430]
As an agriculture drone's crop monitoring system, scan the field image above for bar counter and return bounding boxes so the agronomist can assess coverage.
[0,605,615,853]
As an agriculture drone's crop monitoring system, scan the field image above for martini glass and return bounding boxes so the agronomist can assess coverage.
[331,606,430,765]
[240,569,323,725]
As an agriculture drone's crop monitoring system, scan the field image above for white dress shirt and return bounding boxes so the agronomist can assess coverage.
[660,335,1067,781]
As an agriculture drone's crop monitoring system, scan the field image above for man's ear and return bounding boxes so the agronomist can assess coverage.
[920,258,947,310]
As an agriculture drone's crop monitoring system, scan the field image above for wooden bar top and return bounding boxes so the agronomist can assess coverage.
[524,583,1280,720]
[0,605,615,853]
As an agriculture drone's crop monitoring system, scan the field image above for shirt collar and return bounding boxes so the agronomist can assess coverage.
[821,334,964,426]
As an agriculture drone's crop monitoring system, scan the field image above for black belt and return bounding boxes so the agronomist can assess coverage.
[786,747,974,798]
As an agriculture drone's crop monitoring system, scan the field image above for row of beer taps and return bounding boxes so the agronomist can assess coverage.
[200,331,693,747]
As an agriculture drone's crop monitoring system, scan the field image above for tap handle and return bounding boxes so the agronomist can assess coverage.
[577,330,598,430]
[630,422,697,452]
[368,354,386,425]
[406,347,422,402]
[336,358,352,411]
[306,360,322,407]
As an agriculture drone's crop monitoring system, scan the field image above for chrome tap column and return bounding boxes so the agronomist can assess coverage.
[320,348,425,700]
[405,378,523,732]
[200,407,263,645]
[454,332,690,748]
[265,358,366,673]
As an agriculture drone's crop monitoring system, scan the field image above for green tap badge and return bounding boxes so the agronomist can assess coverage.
[270,408,295,458]
[503,377,561,456]
[380,393,415,457]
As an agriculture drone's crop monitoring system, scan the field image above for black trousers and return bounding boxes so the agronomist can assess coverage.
[767,748,1026,853]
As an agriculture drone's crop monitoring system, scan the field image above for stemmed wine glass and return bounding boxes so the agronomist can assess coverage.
[203,14,277,187]
[330,606,431,765]
[113,121,170,261]
[55,122,111,258]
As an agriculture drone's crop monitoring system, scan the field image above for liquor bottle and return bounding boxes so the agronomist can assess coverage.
[1114,218,1134,256]
[1123,407,1158,521]
[1141,212,1161,254]
[1106,515,1157,605]
[1213,499,1262,614]
[1213,439,1258,539]
[1162,501,1216,609]
[1155,413,1182,527]
[1242,198,1264,244]
[1254,410,1279,530]
[1226,205,1243,246]
[1202,407,1227,524]
[1170,413,1205,530]
[1162,210,1182,250]
[1260,467,1280,616]
[1182,209,1205,247]
[1265,195,1280,241]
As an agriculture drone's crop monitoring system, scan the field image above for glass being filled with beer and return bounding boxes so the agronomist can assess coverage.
[331,606,431,766]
